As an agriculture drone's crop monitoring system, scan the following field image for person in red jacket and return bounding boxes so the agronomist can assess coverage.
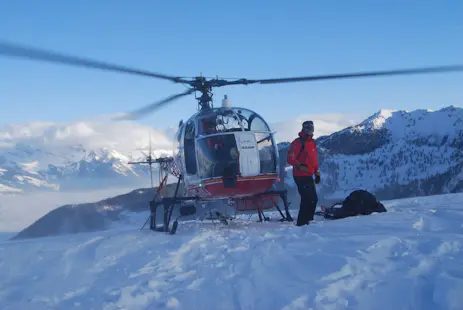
[287,120,321,226]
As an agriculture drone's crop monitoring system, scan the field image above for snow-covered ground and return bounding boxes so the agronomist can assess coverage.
[1,192,463,310]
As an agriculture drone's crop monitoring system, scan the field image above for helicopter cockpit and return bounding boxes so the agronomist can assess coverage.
[191,107,277,180]
[196,107,272,134]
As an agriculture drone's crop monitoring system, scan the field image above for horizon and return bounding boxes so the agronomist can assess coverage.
[0,104,461,152]
[1,1,462,130]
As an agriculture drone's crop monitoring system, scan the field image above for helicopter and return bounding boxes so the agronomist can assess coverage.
[1,41,462,234]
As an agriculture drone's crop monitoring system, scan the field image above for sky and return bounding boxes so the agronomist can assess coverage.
[1,1,462,132]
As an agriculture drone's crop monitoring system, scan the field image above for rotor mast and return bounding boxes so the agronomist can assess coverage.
[190,77,214,111]
[187,76,251,111]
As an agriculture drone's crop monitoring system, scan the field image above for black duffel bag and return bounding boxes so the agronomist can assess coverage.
[320,189,387,220]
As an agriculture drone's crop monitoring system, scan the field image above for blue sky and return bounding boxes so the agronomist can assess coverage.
[1,1,462,130]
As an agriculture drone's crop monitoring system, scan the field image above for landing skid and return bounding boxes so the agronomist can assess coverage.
[141,175,294,235]
[147,175,199,234]
[249,189,294,223]
[139,175,195,234]
[208,211,233,225]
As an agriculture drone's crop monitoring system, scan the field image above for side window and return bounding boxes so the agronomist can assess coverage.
[173,124,184,157]
[183,121,197,175]
[254,132,277,174]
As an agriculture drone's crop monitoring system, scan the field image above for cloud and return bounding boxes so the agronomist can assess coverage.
[0,112,365,156]
[270,113,363,143]
[0,119,174,154]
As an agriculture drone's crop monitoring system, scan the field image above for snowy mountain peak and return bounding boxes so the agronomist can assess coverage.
[310,105,463,200]
[2,106,462,196]
[373,108,395,120]
[0,120,175,194]
[354,108,396,131]
[351,105,462,140]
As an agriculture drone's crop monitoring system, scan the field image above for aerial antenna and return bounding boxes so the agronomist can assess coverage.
[128,132,155,188]
[148,132,153,188]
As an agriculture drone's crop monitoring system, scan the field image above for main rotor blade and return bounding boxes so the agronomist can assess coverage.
[114,88,195,120]
[229,65,463,85]
[0,41,189,83]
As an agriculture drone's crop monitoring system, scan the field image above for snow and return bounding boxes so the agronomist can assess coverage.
[353,106,463,140]
[0,119,175,192]
[322,142,458,192]
[0,120,174,171]
[311,106,463,197]
[1,192,463,309]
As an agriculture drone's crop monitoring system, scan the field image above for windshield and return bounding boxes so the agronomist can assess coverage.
[196,134,239,178]
[196,107,272,137]
[198,108,243,136]
[233,108,271,132]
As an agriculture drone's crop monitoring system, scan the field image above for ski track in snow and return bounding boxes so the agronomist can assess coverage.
[1,193,463,309]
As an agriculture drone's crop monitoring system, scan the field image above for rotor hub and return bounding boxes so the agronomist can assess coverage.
[188,77,216,110]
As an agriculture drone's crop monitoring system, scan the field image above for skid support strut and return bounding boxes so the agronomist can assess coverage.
[245,189,294,222]
[148,175,198,234]
[278,190,294,222]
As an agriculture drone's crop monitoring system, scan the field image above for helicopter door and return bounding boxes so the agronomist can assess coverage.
[234,131,260,176]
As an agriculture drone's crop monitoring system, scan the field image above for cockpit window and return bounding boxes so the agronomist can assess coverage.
[198,108,244,135]
[232,108,270,132]
[199,113,218,135]
[196,107,271,137]
[196,134,239,178]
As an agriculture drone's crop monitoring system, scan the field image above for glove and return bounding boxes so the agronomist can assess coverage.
[314,171,321,184]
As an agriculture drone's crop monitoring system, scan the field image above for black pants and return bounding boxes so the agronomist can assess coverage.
[294,175,318,226]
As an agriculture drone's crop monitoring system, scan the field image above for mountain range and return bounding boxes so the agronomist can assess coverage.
[0,120,174,194]
[1,106,462,202]
[306,105,463,200]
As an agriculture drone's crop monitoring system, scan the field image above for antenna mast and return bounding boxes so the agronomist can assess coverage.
[128,132,155,188]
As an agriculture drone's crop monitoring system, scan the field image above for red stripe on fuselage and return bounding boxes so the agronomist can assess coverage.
[187,174,278,199]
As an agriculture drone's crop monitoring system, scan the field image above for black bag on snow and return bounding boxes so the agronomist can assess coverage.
[322,189,387,220]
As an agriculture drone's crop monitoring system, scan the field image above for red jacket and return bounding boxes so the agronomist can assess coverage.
[287,132,319,177]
